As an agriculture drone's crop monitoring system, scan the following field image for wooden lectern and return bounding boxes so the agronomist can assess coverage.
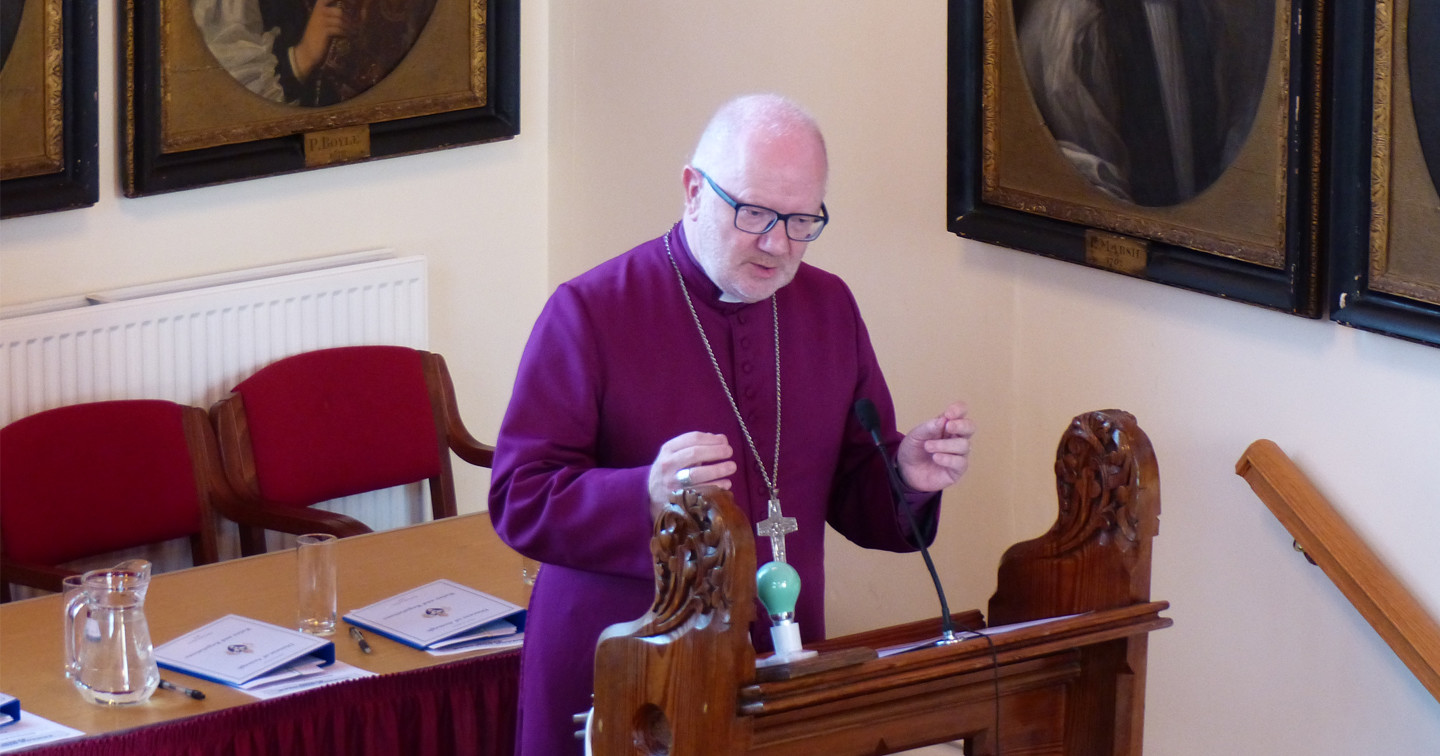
[592,409,1171,755]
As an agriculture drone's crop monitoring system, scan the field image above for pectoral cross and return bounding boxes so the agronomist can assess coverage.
[755,496,798,564]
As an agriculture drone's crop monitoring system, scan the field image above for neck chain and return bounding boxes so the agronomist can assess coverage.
[665,231,796,560]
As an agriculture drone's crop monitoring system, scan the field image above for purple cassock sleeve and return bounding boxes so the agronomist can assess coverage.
[485,280,658,580]
[487,226,941,756]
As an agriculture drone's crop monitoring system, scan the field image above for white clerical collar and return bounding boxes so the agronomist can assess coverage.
[672,223,748,307]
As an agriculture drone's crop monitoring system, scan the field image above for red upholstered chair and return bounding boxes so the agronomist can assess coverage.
[0,400,225,602]
[208,346,494,555]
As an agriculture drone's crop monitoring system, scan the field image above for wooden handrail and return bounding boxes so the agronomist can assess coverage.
[1237,439,1440,703]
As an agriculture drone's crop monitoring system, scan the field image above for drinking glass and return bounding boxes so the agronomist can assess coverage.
[296,534,338,635]
[521,556,542,587]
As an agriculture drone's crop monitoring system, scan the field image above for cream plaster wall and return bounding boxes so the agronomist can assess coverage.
[3,1,1438,753]
[545,2,1440,755]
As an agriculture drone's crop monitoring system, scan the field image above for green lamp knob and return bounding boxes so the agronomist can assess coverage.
[756,561,800,621]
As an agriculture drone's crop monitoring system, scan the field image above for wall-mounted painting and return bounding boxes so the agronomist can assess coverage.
[948,0,1323,316]
[123,0,518,197]
[0,0,97,218]
[1329,0,1440,348]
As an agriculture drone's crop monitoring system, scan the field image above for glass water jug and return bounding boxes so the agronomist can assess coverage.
[63,560,160,705]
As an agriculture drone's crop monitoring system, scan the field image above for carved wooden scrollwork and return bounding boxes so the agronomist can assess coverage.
[645,487,739,637]
[591,487,756,755]
[990,409,1158,624]
[1053,410,1146,554]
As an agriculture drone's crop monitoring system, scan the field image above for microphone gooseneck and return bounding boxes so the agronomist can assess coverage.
[853,399,958,644]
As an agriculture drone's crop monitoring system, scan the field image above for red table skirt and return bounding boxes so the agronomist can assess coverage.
[27,650,519,756]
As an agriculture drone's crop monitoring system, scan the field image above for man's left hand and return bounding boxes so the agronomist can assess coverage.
[896,401,974,492]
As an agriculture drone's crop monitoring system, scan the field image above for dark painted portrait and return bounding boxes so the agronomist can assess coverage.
[1014,0,1274,207]
[1411,2,1440,196]
[190,0,437,107]
[0,0,23,71]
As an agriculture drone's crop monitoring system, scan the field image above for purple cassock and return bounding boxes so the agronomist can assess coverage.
[488,223,941,756]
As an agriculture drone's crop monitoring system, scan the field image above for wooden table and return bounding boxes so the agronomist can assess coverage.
[0,512,527,753]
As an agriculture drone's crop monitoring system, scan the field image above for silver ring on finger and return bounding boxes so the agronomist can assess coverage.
[676,467,693,488]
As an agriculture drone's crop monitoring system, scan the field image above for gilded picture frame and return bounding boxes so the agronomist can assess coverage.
[122,0,518,197]
[947,0,1324,316]
[1329,0,1440,347]
[0,0,98,218]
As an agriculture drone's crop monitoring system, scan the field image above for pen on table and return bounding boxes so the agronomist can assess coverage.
[158,679,205,700]
[350,625,373,654]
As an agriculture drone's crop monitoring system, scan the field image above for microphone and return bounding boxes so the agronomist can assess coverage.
[854,398,958,645]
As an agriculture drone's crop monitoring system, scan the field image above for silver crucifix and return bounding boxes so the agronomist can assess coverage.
[755,496,798,564]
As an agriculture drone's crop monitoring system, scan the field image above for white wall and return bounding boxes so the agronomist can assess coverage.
[4,2,1438,753]
[545,2,1440,755]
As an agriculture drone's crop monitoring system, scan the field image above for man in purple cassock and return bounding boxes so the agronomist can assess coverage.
[488,94,976,756]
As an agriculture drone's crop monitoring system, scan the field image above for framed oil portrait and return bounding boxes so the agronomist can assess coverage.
[0,0,98,218]
[1328,0,1440,348]
[123,0,518,197]
[947,0,1324,316]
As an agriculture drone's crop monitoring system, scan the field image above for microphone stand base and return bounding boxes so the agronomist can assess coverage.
[879,629,970,656]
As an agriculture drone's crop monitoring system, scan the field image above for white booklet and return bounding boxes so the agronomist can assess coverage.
[154,614,335,688]
[0,707,83,754]
[343,579,526,651]
[240,661,375,700]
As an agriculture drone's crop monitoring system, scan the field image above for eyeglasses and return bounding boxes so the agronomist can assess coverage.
[696,168,829,242]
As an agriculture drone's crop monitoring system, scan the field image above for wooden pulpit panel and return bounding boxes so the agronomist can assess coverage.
[591,409,1169,756]
[989,409,1160,626]
[986,409,1161,756]
[592,489,758,753]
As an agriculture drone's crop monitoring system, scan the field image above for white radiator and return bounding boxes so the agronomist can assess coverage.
[0,252,431,567]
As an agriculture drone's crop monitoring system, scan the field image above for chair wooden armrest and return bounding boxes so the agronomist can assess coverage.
[208,493,372,555]
[1,562,76,595]
[449,434,496,468]
[426,353,496,468]
[205,496,372,537]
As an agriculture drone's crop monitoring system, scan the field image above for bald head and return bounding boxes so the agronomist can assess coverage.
[690,94,828,187]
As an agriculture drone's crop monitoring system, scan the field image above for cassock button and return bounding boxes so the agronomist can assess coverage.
[742,363,754,374]
[740,337,751,349]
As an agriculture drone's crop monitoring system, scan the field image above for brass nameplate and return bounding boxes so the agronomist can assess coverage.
[304,126,371,167]
[1085,230,1149,275]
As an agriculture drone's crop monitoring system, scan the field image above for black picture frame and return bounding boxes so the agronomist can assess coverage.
[0,0,98,219]
[122,0,519,197]
[1328,0,1440,348]
[947,0,1324,316]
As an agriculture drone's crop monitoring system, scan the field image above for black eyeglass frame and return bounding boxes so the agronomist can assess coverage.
[695,168,829,242]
